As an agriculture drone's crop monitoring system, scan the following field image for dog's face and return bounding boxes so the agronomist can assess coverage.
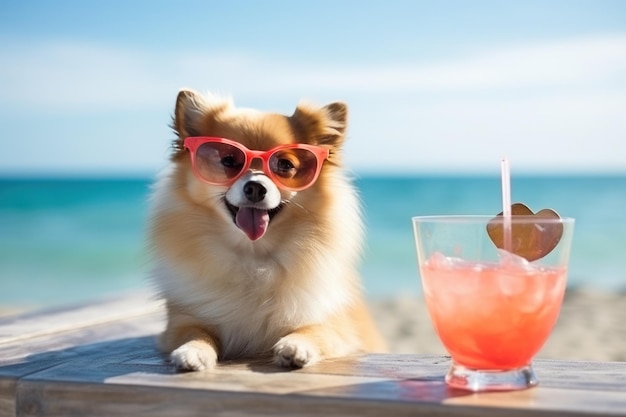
[169,90,348,244]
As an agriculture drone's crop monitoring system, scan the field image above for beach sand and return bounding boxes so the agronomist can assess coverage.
[369,289,626,362]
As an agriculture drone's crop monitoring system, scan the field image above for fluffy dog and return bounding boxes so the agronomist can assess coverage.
[148,89,386,371]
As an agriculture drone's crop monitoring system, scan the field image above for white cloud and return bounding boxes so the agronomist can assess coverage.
[1,34,625,173]
[344,90,626,173]
[0,42,173,109]
[1,34,625,111]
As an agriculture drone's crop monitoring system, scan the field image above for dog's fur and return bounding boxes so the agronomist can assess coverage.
[148,89,386,371]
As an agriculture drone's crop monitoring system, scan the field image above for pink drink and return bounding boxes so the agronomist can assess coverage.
[421,252,567,370]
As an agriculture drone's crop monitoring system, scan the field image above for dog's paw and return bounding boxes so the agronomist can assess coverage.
[273,335,320,368]
[170,342,218,372]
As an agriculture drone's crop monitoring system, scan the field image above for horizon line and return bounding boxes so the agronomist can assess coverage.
[1,169,626,180]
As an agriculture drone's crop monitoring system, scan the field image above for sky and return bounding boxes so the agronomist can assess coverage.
[1,0,625,176]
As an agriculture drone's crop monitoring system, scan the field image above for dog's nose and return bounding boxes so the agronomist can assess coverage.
[243,181,267,203]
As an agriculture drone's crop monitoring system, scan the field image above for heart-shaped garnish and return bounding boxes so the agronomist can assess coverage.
[486,203,563,262]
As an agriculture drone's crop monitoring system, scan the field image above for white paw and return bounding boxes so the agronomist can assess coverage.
[273,336,320,368]
[170,342,218,372]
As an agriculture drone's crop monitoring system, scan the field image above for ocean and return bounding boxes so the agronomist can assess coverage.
[1,175,625,309]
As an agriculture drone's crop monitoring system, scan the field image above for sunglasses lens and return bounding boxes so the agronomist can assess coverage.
[195,142,246,184]
[269,148,319,189]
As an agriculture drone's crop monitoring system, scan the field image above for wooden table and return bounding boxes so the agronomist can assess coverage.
[1,293,625,416]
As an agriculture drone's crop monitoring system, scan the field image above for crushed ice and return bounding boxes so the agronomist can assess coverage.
[427,250,536,270]
[496,249,533,269]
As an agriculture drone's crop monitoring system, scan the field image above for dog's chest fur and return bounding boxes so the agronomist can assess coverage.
[154,254,353,359]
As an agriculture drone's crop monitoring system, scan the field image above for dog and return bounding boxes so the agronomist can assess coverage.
[148,89,386,371]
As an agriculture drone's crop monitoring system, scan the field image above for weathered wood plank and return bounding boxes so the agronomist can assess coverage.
[0,292,162,345]
[297,354,626,392]
[0,296,163,417]
[1,294,625,417]
[447,387,626,414]
[17,379,601,417]
[0,378,16,417]
[0,312,163,376]
[15,377,626,417]
[12,345,626,417]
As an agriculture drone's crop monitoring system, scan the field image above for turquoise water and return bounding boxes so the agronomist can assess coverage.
[1,175,625,308]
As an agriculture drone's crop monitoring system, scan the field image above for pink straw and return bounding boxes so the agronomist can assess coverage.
[501,158,512,252]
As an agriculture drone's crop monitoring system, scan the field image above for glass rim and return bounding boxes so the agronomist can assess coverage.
[412,214,575,224]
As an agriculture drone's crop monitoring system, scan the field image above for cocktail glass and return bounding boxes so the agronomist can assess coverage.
[412,215,574,392]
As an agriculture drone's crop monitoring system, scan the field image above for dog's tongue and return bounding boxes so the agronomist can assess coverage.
[235,207,270,241]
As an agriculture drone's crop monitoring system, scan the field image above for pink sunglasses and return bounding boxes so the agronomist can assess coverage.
[183,137,331,192]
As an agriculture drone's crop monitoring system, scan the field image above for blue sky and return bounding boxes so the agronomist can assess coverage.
[1,0,625,175]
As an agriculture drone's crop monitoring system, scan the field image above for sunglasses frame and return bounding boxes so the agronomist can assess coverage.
[183,137,331,192]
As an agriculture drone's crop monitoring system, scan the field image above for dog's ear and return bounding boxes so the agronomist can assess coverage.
[291,101,349,149]
[172,89,207,137]
[170,89,230,158]
[321,102,348,144]
[170,89,205,157]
